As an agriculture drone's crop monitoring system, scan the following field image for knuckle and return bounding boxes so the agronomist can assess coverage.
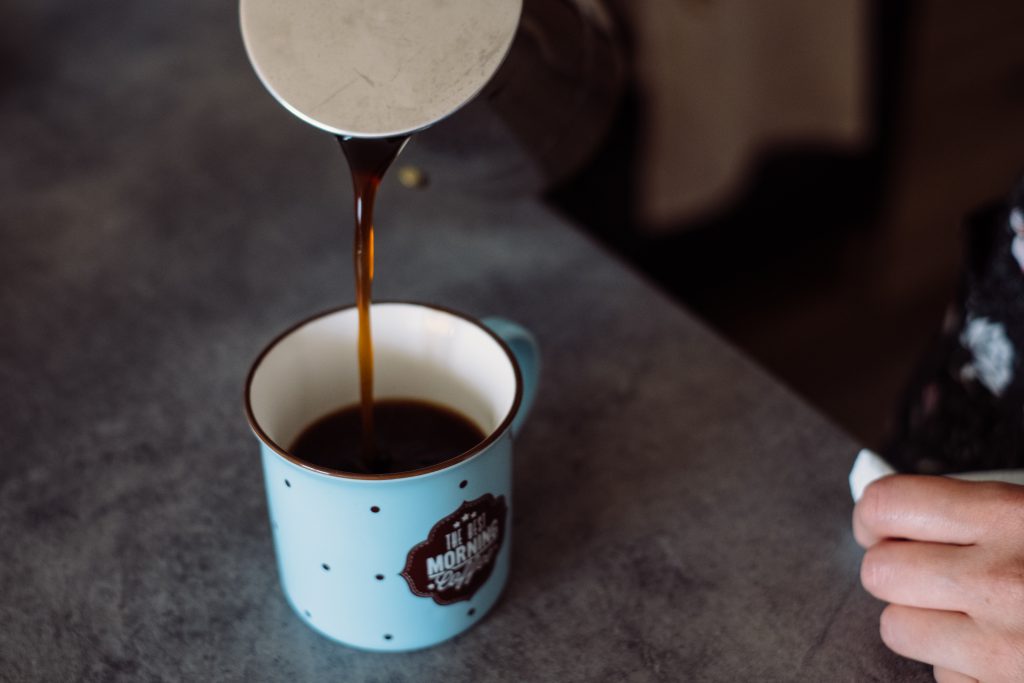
[985,483,1024,538]
[858,476,896,527]
[878,604,903,651]
[852,510,869,547]
[987,482,1024,508]
[860,546,889,594]
[977,557,1024,612]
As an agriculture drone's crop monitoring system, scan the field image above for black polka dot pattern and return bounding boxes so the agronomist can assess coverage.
[322,563,330,571]
[459,480,467,489]
[285,479,291,487]
[370,505,380,513]
[383,634,393,641]
[375,574,384,581]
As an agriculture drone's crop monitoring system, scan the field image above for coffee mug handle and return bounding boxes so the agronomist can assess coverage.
[483,316,540,436]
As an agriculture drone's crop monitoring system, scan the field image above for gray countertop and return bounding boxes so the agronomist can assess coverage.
[0,2,930,681]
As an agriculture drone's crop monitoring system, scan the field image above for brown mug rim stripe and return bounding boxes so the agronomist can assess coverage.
[243,300,525,481]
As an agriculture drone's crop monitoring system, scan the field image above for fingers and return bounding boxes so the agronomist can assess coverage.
[863,539,1024,627]
[861,540,974,613]
[879,605,982,680]
[933,665,978,683]
[856,478,1024,680]
[854,475,1024,547]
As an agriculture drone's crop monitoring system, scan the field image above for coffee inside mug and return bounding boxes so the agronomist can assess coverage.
[246,302,521,478]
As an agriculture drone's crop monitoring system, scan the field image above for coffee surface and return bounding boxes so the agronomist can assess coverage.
[289,399,486,475]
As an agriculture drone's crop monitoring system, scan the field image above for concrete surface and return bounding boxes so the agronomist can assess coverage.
[0,1,929,680]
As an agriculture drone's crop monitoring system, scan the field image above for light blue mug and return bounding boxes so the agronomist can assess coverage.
[244,302,539,651]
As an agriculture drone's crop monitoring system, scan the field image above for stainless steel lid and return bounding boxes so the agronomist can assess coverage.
[240,0,523,138]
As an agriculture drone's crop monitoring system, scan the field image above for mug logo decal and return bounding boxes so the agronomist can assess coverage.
[401,493,507,605]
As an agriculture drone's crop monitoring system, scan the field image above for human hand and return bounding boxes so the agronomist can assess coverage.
[853,474,1024,683]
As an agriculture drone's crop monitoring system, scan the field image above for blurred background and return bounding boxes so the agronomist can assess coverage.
[547,0,1024,449]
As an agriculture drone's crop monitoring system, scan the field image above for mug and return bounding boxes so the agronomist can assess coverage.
[244,302,539,651]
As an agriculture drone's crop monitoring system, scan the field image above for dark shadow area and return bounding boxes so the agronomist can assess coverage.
[546,0,1024,447]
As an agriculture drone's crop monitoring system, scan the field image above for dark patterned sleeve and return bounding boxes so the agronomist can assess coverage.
[885,175,1024,474]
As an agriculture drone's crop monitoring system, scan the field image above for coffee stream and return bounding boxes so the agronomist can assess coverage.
[337,135,409,471]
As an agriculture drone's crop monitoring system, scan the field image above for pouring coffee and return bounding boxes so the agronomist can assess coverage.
[241,0,618,472]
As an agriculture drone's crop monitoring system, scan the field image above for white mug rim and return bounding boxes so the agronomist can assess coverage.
[243,301,524,481]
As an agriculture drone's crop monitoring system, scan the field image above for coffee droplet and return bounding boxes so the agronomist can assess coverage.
[397,165,428,189]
